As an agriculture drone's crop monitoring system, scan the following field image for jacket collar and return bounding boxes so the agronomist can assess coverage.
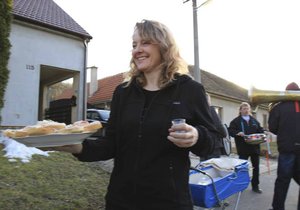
[128,73,192,90]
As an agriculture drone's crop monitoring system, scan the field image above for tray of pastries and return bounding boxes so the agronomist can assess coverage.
[2,120,102,147]
[244,133,266,145]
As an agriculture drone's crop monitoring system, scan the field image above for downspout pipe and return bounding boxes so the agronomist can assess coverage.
[82,39,90,120]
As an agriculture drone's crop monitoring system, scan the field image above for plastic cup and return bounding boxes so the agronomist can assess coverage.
[172,118,186,125]
[171,118,186,133]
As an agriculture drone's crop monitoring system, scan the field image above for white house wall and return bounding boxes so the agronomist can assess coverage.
[210,97,240,126]
[211,96,269,128]
[1,22,86,127]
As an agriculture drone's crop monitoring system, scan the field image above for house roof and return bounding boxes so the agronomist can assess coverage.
[187,66,248,101]
[86,69,248,105]
[201,70,248,101]
[12,0,92,40]
[55,69,248,105]
[87,73,125,104]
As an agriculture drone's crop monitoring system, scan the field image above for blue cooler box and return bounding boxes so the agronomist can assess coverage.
[189,161,250,208]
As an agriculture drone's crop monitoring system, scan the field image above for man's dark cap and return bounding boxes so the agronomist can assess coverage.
[285,82,300,90]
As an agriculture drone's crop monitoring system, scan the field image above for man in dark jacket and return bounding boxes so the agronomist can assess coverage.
[268,82,300,210]
[228,102,265,193]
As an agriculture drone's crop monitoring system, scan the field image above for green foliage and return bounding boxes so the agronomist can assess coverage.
[0,151,110,209]
[0,0,12,123]
[49,82,73,101]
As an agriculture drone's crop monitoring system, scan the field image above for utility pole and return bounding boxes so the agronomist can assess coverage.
[192,0,200,83]
[183,0,212,83]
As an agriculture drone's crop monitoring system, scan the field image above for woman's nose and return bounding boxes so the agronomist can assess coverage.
[133,44,143,53]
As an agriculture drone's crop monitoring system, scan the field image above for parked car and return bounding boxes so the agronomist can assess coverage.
[86,109,110,137]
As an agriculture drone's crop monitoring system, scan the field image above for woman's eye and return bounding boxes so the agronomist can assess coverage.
[132,40,152,50]
[142,41,151,45]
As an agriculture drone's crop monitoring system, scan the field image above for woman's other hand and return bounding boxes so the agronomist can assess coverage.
[167,123,198,148]
[39,144,83,154]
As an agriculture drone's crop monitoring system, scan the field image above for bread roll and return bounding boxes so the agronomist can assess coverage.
[73,120,90,127]
[83,121,102,132]
[3,129,14,138]
[37,120,66,130]
[3,129,29,138]
[23,125,55,136]
[56,125,84,134]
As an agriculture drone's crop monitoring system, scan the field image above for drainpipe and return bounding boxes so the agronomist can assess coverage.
[82,39,90,120]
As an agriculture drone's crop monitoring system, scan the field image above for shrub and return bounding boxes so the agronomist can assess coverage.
[0,0,12,122]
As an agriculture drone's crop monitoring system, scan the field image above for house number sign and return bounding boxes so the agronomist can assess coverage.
[26,65,34,70]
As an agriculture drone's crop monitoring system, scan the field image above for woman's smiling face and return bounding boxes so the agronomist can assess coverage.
[131,29,163,73]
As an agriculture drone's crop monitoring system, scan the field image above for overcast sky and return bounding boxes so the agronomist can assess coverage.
[53,0,300,91]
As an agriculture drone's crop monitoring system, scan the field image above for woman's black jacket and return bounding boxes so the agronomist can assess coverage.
[228,115,264,155]
[75,75,218,210]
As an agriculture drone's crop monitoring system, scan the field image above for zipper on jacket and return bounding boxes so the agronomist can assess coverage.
[132,99,145,209]
[169,160,178,202]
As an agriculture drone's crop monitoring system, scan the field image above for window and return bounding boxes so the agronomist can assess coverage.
[263,114,268,129]
[213,106,223,122]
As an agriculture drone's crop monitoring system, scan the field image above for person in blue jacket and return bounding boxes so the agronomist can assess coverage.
[54,19,218,210]
[268,82,300,210]
[228,102,264,194]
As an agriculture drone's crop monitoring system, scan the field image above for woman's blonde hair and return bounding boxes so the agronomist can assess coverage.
[125,19,189,88]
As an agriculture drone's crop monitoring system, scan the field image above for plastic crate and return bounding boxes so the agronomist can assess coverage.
[189,161,250,208]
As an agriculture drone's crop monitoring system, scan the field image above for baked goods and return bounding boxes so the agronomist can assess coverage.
[73,120,90,127]
[2,119,102,138]
[82,121,102,132]
[56,125,85,134]
[3,129,29,138]
[71,120,102,132]
[22,125,55,136]
[37,120,66,130]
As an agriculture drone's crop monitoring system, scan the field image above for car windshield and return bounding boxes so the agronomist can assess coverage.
[100,110,110,121]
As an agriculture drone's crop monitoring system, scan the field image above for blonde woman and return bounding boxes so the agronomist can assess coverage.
[54,20,217,210]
